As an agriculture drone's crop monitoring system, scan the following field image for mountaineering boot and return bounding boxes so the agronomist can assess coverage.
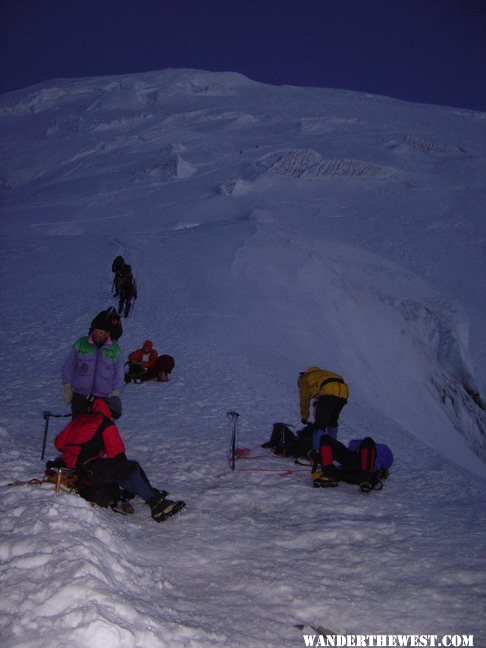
[148,494,186,522]
[312,469,339,488]
[151,488,169,500]
[359,480,373,494]
[360,473,384,493]
[359,467,373,493]
[311,453,338,488]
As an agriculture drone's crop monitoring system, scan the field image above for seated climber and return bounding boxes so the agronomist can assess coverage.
[125,340,158,383]
[48,396,185,522]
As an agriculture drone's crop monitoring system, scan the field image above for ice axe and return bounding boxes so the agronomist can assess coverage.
[41,410,71,461]
[227,410,240,471]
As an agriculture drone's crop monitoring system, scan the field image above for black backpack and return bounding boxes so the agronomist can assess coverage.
[262,422,314,458]
[293,424,314,457]
[262,423,298,456]
[74,416,125,508]
[76,481,124,508]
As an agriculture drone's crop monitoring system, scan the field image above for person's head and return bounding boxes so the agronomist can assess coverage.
[142,340,153,353]
[90,312,112,345]
[298,367,319,387]
[92,328,110,345]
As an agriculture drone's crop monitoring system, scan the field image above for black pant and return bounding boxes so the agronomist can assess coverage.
[319,436,376,484]
[118,295,133,318]
[125,362,146,382]
[83,457,142,483]
[314,395,347,429]
[81,458,157,502]
[71,393,92,418]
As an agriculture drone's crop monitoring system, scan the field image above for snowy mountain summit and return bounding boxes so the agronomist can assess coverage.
[0,69,485,646]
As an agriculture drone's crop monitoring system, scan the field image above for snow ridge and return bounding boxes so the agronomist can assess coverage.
[269,149,393,179]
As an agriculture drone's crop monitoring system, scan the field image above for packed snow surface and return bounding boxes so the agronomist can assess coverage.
[0,69,485,647]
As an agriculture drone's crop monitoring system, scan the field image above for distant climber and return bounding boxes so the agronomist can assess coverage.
[111,256,126,297]
[125,340,158,383]
[126,348,175,384]
[118,264,137,318]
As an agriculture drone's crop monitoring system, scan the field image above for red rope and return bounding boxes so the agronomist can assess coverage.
[234,447,268,460]
[233,467,298,476]
[234,447,252,459]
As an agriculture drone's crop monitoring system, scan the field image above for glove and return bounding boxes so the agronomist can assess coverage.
[63,383,73,404]
[109,390,120,397]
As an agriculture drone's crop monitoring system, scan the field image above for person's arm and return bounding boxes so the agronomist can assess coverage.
[128,350,142,364]
[111,353,125,394]
[63,383,73,404]
[299,382,312,421]
[61,345,76,386]
[146,350,158,369]
[61,345,77,402]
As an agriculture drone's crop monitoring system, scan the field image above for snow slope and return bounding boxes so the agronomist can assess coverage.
[0,69,485,647]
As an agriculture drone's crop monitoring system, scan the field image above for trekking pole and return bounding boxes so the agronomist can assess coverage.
[41,411,71,460]
[226,411,240,471]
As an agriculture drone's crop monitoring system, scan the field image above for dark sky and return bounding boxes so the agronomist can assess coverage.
[1,0,485,111]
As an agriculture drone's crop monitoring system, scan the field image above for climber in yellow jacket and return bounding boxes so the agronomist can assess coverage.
[298,367,349,446]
